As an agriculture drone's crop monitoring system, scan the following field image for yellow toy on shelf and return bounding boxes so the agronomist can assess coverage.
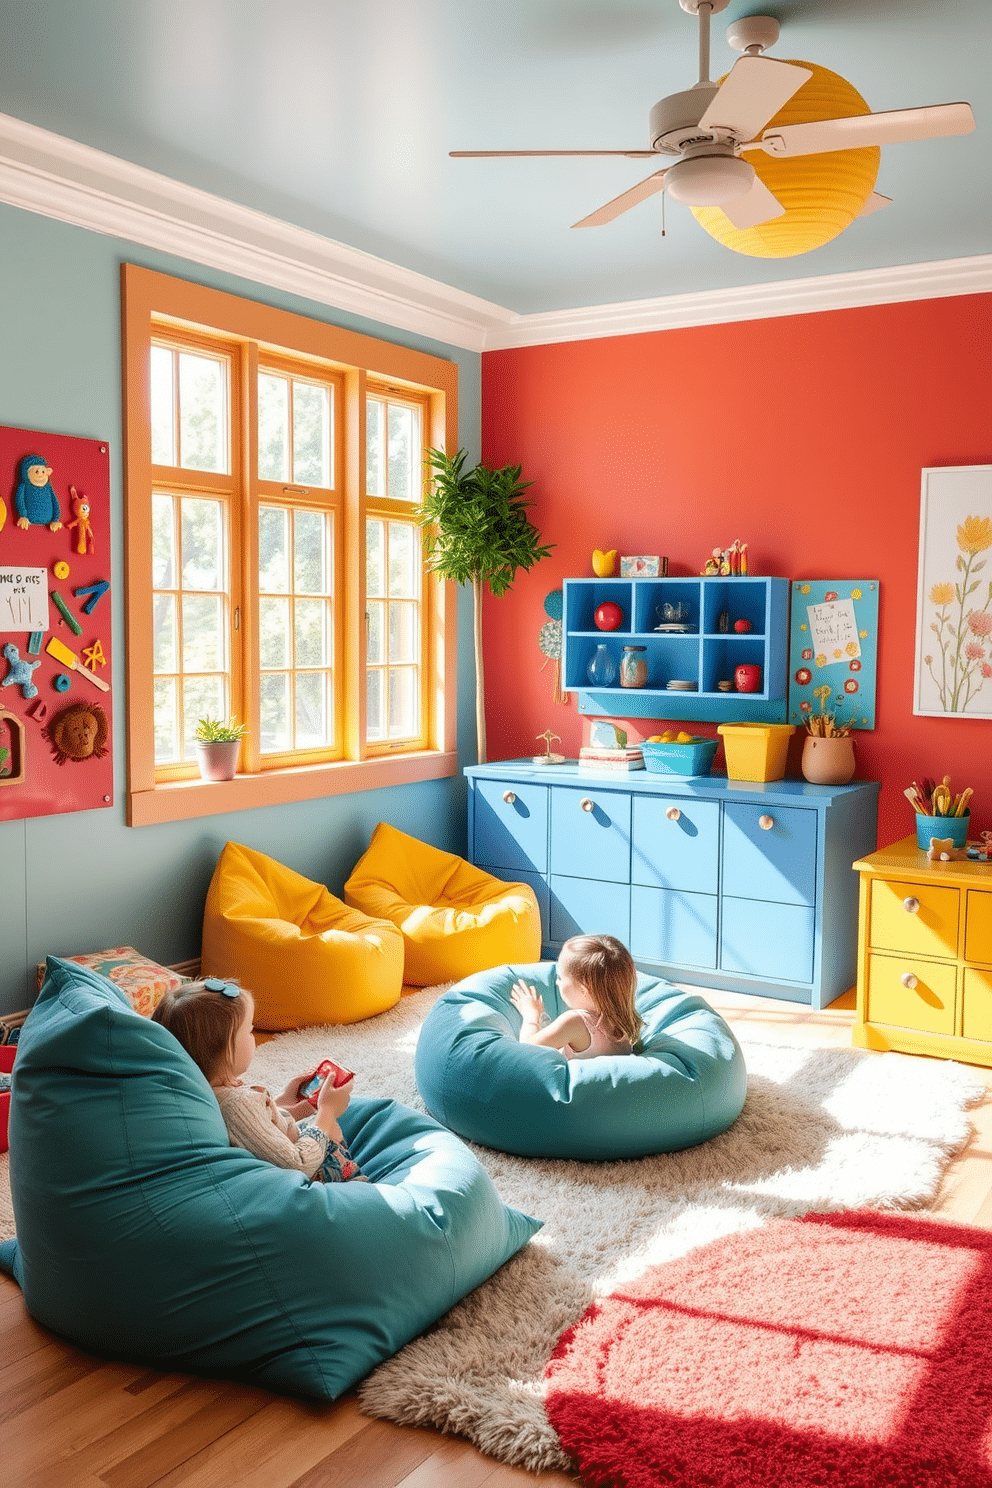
[592,548,617,577]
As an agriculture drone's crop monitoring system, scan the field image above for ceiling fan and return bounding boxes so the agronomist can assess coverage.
[450,0,975,238]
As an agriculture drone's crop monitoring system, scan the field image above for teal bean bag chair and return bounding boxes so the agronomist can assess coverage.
[0,957,540,1399]
[414,962,748,1160]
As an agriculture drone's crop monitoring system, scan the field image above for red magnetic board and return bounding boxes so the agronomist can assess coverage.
[0,425,113,820]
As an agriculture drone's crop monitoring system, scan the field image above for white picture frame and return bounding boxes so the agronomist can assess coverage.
[914,465,992,718]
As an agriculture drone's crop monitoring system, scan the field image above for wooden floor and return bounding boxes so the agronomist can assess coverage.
[5,986,992,1487]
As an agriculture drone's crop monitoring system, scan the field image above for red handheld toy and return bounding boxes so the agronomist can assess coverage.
[299,1059,354,1102]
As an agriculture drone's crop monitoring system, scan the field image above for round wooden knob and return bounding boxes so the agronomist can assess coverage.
[903,897,920,914]
[666,806,681,821]
[901,972,919,989]
[580,797,594,812]
[502,790,516,805]
[758,815,774,831]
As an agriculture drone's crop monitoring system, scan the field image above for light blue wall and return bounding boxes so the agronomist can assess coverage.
[0,203,481,1014]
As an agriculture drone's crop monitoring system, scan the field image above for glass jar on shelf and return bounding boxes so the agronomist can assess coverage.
[620,645,648,688]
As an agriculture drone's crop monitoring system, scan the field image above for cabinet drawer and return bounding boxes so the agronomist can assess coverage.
[720,898,814,984]
[630,884,717,968]
[966,889,992,965]
[630,796,720,893]
[550,788,631,883]
[962,965,992,1043]
[865,952,957,1035]
[473,780,548,874]
[869,879,959,958]
[549,875,630,946]
[721,804,817,907]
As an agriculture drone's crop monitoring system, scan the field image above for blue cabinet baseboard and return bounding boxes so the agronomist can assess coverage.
[466,762,879,1008]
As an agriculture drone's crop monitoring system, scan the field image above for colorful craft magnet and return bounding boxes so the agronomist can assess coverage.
[27,696,48,723]
[53,561,70,580]
[1,642,41,699]
[50,590,83,635]
[74,580,109,615]
[66,487,95,555]
[54,674,71,692]
[27,631,43,656]
[81,639,106,671]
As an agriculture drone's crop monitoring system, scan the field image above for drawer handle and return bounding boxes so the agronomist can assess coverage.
[901,972,919,990]
[758,815,774,831]
[502,790,516,805]
[666,806,681,822]
[580,797,595,812]
[903,897,920,914]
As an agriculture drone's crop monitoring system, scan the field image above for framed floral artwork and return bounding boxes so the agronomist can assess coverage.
[914,465,992,717]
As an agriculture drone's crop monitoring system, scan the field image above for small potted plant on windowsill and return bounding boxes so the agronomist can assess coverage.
[801,687,855,785]
[194,717,248,782]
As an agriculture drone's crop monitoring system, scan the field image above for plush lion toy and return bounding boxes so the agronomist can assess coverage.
[44,702,109,766]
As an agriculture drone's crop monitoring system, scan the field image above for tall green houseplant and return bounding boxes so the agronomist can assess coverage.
[417,448,554,763]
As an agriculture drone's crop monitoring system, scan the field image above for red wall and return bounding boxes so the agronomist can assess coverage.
[481,293,992,850]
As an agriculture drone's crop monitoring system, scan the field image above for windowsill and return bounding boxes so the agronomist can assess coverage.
[127,749,459,827]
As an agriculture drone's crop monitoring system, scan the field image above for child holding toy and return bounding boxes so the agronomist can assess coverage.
[152,978,365,1182]
[510,933,642,1059]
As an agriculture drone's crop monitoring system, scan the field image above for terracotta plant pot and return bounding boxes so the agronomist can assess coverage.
[801,734,855,786]
[196,739,241,781]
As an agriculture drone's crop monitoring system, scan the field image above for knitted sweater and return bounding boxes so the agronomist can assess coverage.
[214,1082,328,1178]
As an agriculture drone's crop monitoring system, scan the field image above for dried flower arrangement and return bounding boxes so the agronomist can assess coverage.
[803,684,852,737]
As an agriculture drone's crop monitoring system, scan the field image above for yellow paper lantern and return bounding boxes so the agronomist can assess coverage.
[691,61,880,257]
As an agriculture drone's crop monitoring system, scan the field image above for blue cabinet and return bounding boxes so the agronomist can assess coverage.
[466,763,879,1008]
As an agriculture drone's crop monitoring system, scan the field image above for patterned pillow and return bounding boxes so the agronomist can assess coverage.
[35,947,187,1017]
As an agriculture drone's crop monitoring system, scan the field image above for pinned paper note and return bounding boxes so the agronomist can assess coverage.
[788,580,878,731]
[0,567,49,631]
[806,598,861,664]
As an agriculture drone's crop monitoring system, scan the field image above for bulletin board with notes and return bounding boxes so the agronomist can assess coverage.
[0,423,113,821]
[787,579,879,732]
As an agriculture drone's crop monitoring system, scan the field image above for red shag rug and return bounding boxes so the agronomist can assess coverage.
[546,1210,992,1488]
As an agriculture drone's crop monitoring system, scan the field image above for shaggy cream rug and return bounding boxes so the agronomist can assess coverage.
[0,987,985,1474]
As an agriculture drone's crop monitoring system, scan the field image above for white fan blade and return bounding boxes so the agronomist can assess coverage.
[571,171,669,228]
[717,174,786,230]
[698,56,812,141]
[748,102,975,158]
[450,149,657,159]
[858,192,892,216]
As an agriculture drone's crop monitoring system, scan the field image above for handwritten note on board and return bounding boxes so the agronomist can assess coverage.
[0,568,49,630]
[806,598,861,663]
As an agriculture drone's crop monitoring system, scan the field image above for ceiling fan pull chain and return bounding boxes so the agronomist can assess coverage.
[661,189,666,238]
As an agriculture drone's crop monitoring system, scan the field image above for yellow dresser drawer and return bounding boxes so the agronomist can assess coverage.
[962,965,992,1042]
[965,889,992,965]
[865,952,957,1036]
[869,879,960,959]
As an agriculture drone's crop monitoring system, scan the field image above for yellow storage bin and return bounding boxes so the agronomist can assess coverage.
[717,723,795,782]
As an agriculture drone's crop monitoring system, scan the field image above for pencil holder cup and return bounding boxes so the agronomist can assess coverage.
[915,812,969,852]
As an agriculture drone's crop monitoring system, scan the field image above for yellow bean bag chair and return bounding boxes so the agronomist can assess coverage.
[343,822,542,987]
[201,841,404,1030]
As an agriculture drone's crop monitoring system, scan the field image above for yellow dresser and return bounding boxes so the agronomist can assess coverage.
[853,835,992,1064]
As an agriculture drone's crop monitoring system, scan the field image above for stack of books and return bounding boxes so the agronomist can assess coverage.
[578,745,644,772]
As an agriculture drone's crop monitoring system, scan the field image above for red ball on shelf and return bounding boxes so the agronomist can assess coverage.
[594,602,623,631]
[733,618,752,633]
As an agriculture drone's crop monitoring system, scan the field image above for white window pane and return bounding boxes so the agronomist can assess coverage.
[388,404,419,502]
[366,669,383,741]
[260,673,291,752]
[295,671,330,748]
[153,593,177,672]
[294,509,328,595]
[258,372,289,481]
[183,676,227,755]
[153,677,178,763]
[295,598,328,668]
[293,380,330,487]
[388,521,417,597]
[150,346,175,466]
[366,519,384,597]
[366,600,384,664]
[152,493,176,588]
[260,596,290,669]
[366,399,384,496]
[182,594,226,672]
[179,351,228,473]
[181,498,225,591]
[388,601,418,664]
[259,506,289,593]
[388,667,417,738]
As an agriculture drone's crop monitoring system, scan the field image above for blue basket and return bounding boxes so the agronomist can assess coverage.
[641,738,719,777]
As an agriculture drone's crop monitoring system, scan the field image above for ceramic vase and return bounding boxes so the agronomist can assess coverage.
[801,734,855,786]
[196,739,241,781]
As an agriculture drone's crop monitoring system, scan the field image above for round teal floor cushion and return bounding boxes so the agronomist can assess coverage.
[0,957,539,1400]
[414,962,748,1160]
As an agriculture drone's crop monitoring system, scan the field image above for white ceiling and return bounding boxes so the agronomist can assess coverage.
[1,0,989,318]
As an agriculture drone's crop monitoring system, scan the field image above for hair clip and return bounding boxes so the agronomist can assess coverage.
[204,977,240,998]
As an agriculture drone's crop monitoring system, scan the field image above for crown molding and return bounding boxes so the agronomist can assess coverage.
[1,110,990,356]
